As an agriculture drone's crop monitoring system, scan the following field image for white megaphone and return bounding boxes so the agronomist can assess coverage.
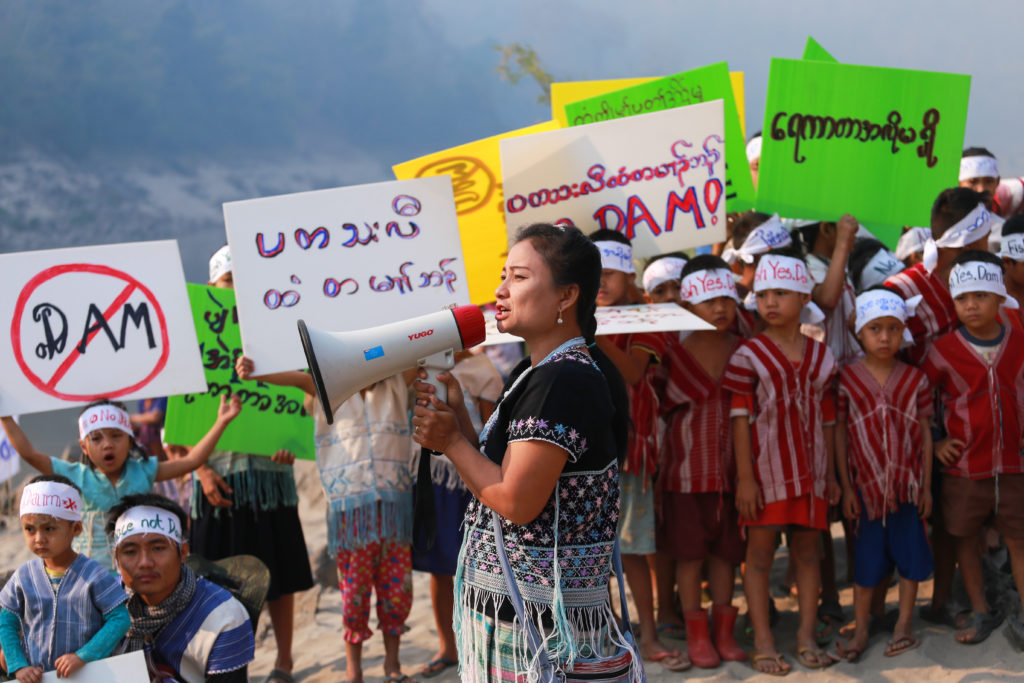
[297,306,486,424]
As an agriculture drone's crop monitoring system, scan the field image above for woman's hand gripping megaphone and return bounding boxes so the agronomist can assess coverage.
[411,367,466,455]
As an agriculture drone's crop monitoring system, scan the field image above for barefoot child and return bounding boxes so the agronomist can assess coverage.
[922,250,1024,647]
[0,396,240,572]
[658,256,747,669]
[835,288,935,660]
[591,230,689,672]
[0,476,130,682]
[723,249,840,674]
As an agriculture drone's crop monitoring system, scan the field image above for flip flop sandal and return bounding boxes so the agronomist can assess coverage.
[795,646,832,669]
[956,609,1004,645]
[885,635,921,657]
[419,658,457,679]
[828,639,864,663]
[263,669,296,683]
[646,651,691,672]
[749,652,791,676]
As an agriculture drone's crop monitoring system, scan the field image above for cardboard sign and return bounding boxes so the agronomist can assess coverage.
[803,36,838,62]
[223,176,470,375]
[482,303,714,345]
[393,120,559,305]
[551,73,747,136]
[756,59,970,247]
[563,63,754,212]
[500,100,726,256]
[0,417,21,485]
[164,285,314,460]
[0,241,206,416]
[41,651,148,683]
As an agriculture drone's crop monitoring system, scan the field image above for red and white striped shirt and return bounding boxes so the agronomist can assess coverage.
[659,336,740,493]
[838,361,933,521]
[884,264,958,365]
[921,326,1024,479]
[722,335,837,504]
[607,332,671,480]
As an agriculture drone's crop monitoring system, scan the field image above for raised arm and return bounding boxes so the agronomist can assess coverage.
[0,416,53,474]
[235,356,315,396]
[156,396,241,482]
[811,214,857,311]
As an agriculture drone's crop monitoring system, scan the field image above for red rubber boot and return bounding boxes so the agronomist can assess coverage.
[711,604,747,662]
[684,609,721,668]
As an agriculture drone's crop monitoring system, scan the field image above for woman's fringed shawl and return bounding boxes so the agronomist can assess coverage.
[313,375,414,555]
[453,339,642,683]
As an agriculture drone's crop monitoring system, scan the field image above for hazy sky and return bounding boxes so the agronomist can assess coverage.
[421,0,1024,173]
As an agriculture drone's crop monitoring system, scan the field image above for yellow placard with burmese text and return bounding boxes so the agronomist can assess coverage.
[551,73,746,136]
[393,120,560,305]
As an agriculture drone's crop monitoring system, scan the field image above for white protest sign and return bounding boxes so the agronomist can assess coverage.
[0,417,21,484]
[224,176,470,374]
[500,100,726,255]
[0,241,206,416]
[41,651,149,683]
[482,303,714,345]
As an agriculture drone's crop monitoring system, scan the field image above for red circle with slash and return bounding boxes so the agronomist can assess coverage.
[11,264,170,401]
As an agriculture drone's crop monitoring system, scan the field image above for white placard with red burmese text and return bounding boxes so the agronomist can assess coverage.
[482,303,714,345]
[500,100,726,256]
[40,642,148,682]
[223,176,470,375]
[0,241,206,416]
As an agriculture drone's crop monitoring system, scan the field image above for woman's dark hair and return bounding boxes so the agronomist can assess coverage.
[849,238,888,290]
[950,249,1004,271]
[28,473,82,495]
[680,254,730,280]
[514,223,629,460]
[105,492,189,539]
[932,187,987,238]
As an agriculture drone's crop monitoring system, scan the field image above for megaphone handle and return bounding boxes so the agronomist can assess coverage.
[418,349,455,456]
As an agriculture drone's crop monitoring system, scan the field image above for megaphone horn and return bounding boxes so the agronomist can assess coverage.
[298,305,486,424]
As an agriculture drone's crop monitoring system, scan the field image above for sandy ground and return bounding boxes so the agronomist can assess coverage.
[0,458,1021,681]
[239,461,1024,683]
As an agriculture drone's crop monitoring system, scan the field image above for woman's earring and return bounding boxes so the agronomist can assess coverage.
[557,309,563,324]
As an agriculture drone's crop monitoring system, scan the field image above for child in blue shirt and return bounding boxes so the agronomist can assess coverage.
[0,475,130,682]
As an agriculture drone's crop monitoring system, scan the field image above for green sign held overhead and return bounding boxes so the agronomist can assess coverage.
[802,36,838,62]
[756,58,970,248]
[563,61,755,213]
[164,284,314,460]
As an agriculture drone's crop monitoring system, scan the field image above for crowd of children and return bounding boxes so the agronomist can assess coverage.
[4,144,1024,681]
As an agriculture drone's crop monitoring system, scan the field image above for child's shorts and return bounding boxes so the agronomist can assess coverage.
[942,473,1024,540]
[853,501,933,588]
[618,472,655,555]
[658,492,745,564]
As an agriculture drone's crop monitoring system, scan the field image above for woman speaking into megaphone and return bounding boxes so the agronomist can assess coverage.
[411,223,640,683]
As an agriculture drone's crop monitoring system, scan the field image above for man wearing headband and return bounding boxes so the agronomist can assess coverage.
[191,245,313,683]
[0,475,129,681]
[642,255,687,304]
[885,187,992,365]
[921,250,1024,647]
[108,493,254,682]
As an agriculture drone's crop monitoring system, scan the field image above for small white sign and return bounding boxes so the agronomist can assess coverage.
[224,176,471,374]
[0,241,206,416]
[482,303,714,345]
[41,650,149,683]
[500,100,727,256]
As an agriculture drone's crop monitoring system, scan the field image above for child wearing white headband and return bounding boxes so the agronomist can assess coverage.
[920,249,1024,647]
[723,212,793,300]
[589,229,689,671]
[0,475,130,680]
[723,247,840,673]
[998,215,1024,314]
[833,287,934,660]
[657,255,747,668]
[0,395,241,572]
[958,147,1000,200]
[642,255,687,304]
